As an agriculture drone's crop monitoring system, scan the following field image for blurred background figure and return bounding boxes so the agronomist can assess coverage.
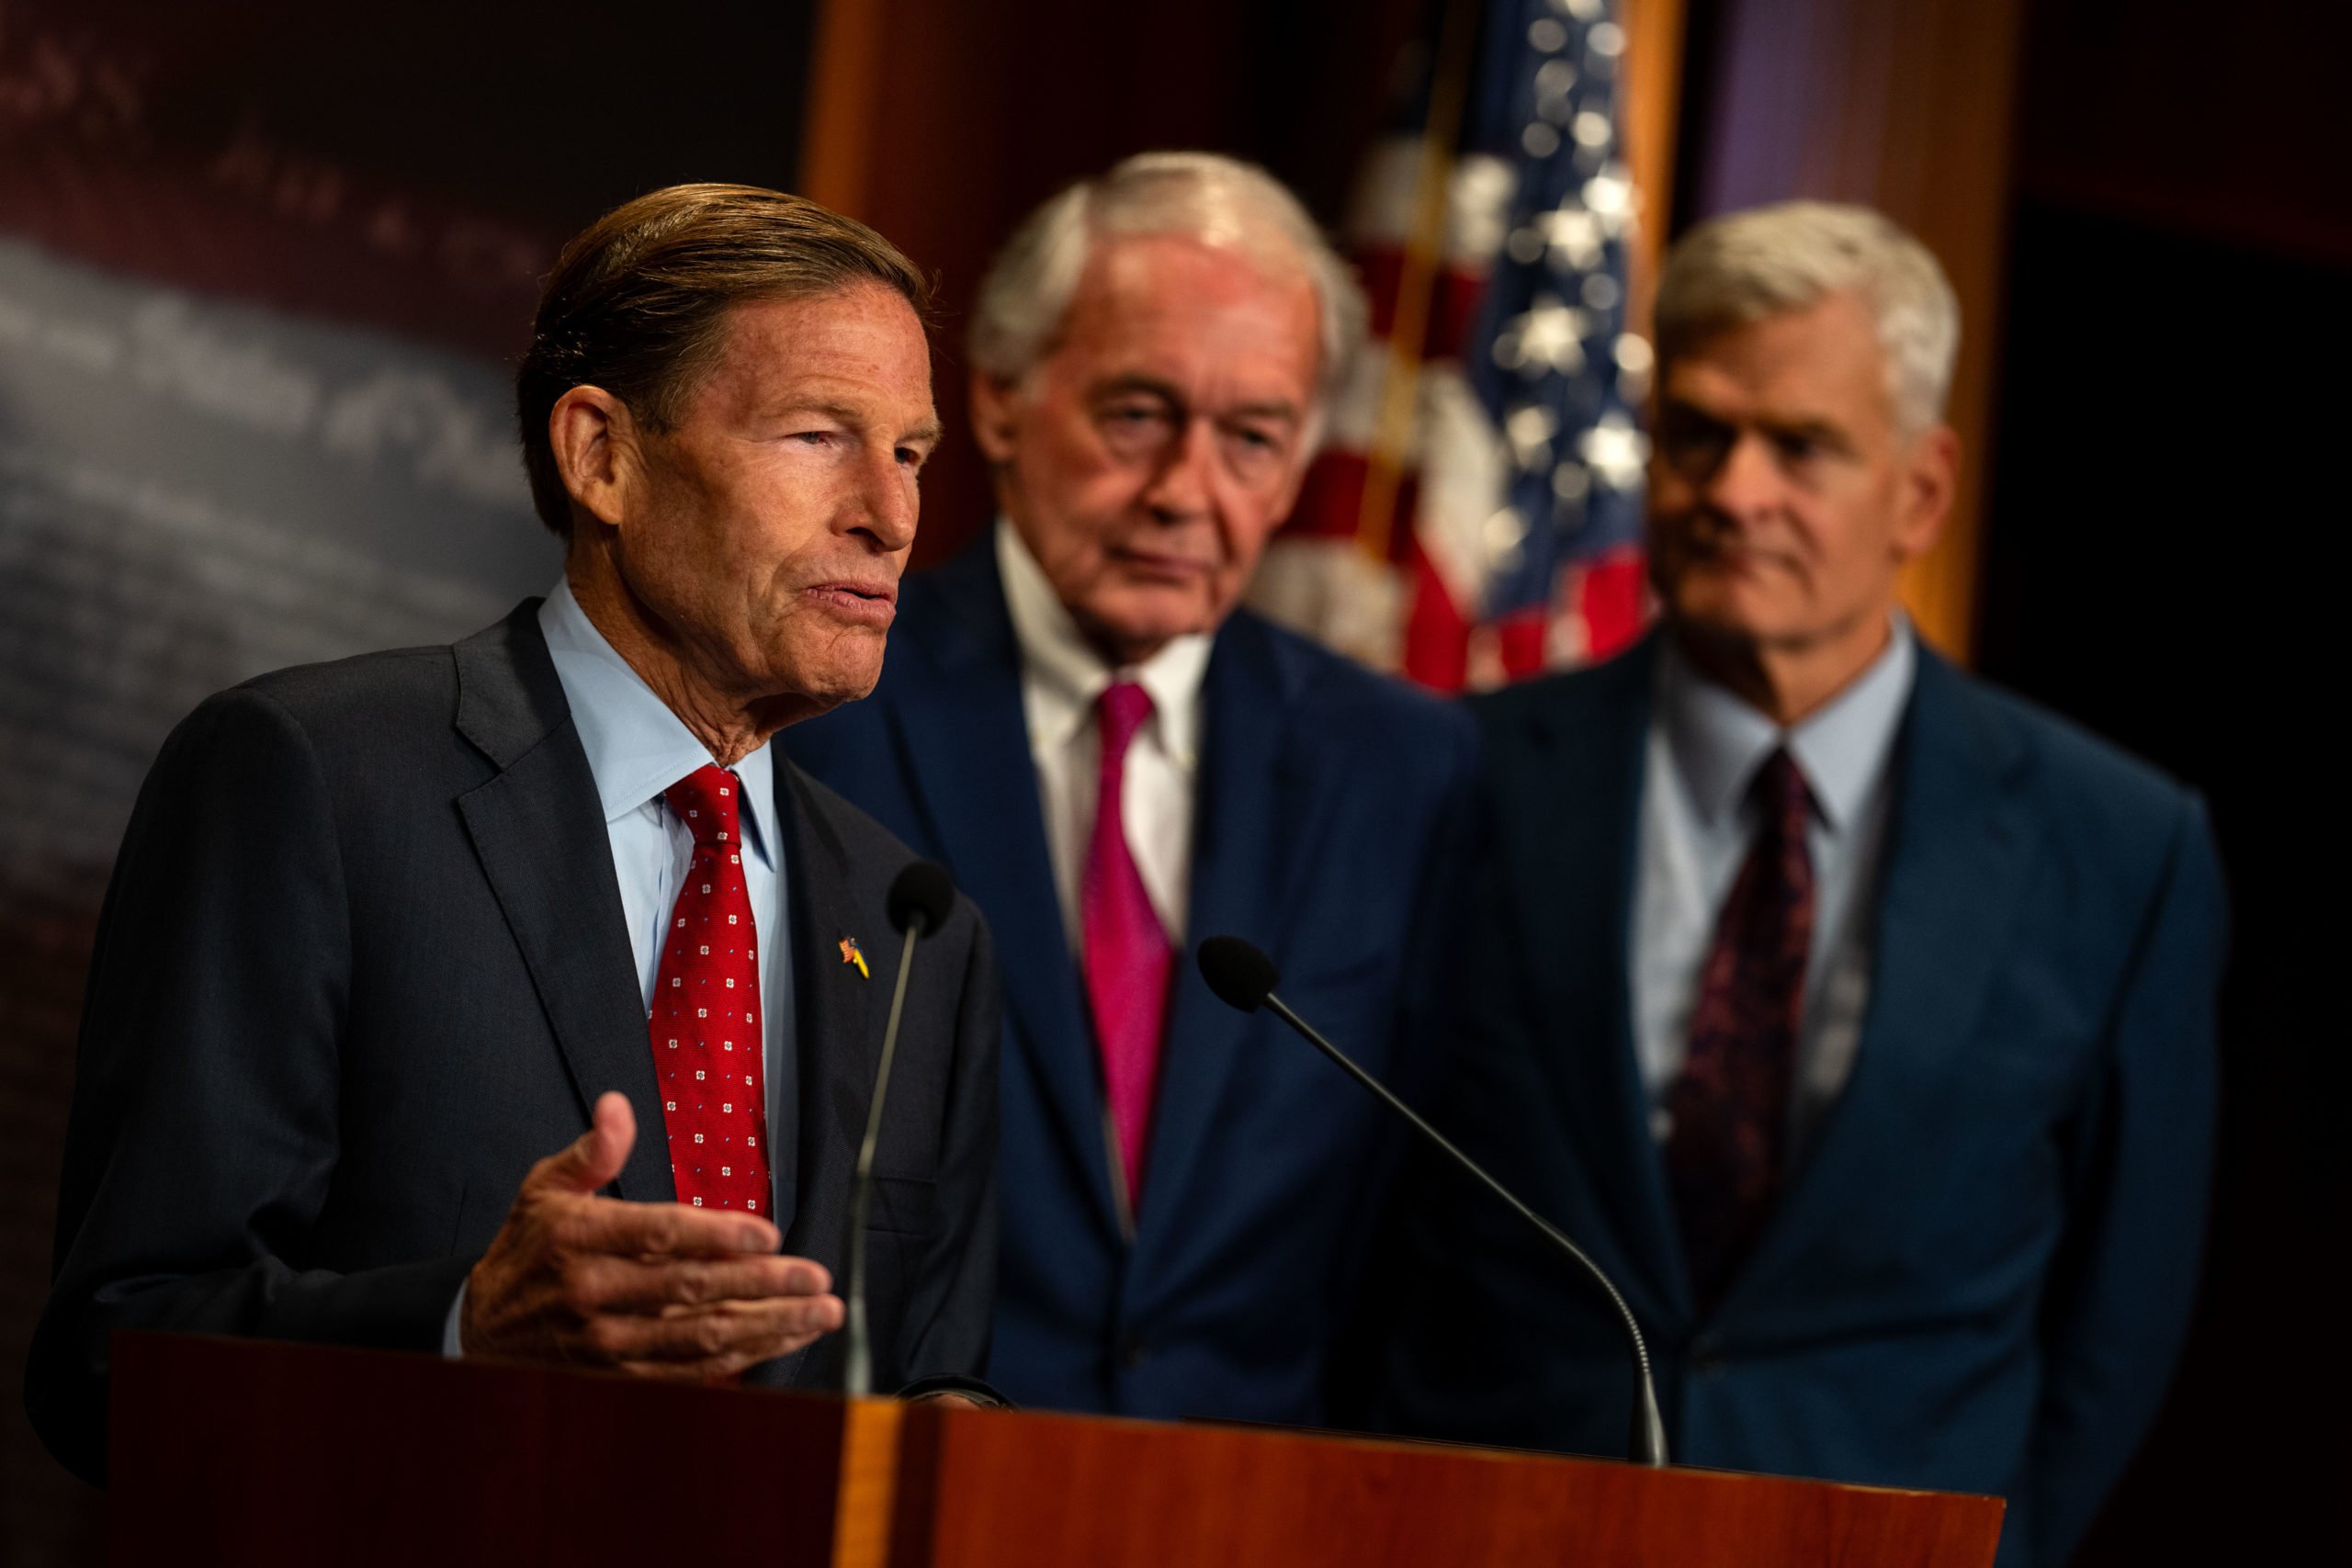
[785,153,1478,1422]
[4,1,2341,1563]
[1371,202,2226,1568]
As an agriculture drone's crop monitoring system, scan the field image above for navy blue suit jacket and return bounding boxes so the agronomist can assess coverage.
[785,539,1479,1423]
[1376,636,2224,1568]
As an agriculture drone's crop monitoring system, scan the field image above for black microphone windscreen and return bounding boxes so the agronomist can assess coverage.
[887,862,956,934]
[1197,936,1280,1013]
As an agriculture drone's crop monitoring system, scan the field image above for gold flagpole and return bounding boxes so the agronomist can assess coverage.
[1354,0,1485,567]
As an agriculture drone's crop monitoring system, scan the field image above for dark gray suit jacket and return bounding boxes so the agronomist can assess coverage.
[27,603,1001,1483]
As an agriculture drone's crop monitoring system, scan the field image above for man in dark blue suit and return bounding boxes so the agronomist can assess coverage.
[1377,204,2225,1568]
[787,153,1477,1424]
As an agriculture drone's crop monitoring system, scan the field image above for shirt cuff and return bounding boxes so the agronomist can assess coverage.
[441,1279,468,1359]
[898,1372,1010,1407]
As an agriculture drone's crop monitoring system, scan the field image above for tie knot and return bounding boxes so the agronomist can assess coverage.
[1749,747,1815,836]
[663,764,743,847]
[1096,681,1154,765]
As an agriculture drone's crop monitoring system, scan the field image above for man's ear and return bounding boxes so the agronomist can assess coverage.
[548,386,640,532]
[968,370,1024,466]
[1893,422,1959,563]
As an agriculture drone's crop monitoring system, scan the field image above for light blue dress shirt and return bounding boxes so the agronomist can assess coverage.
[536,580,797,1088]
[444,581,797,1353]
[1631,617,1916,1168]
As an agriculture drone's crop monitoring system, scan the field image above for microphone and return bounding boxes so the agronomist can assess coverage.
[1196,935,1669,1468]
[842,861,957,1398]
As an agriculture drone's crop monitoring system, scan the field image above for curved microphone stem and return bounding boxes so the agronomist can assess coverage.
[842,914,925,1399]
[1262,993,1670,1467]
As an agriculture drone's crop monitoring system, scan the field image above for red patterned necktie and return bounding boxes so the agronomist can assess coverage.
[649,764,772,1213]
[1664,746,1816,1311]
[1081,681,1175,1211]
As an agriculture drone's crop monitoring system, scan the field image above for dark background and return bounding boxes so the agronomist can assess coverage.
[3,0,2344,1562]
[1980,199,2343,1567]
[1974,2,2349,1555]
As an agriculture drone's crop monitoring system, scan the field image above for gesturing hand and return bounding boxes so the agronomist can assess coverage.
[460,1092,842,1377]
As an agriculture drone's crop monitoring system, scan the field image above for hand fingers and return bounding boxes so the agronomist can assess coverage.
[555,1198,785,1260]
[570,1253,833,1314]
[613,1343,831,1382]
[526,1092,638,1197]
[584,1292,844,1365]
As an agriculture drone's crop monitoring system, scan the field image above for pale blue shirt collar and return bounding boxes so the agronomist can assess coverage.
[537,580,780,863]
[1660,614,1917,835]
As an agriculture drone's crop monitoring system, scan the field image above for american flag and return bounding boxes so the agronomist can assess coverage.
[1248,0,1652,690]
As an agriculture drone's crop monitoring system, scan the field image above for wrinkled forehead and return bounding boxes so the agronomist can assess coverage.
[691,284,936,415]
[1046,233,1322,390]
[1658,293,1896,425]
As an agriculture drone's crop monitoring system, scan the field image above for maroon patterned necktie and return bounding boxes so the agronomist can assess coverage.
[648,764,772,1213]
[1664,746,1816,1311]
[1080,681,1174,1212]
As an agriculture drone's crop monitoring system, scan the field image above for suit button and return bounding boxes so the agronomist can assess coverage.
[1689,1333,1726,1379]
[1119,1337,1147,1371]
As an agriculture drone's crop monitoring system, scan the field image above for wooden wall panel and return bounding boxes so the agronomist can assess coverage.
[1622,0,1690,327]
[1686,0,2029,662]
[797,0,1428,570]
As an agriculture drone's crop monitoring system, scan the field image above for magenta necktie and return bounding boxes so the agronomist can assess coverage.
[648,765,772,1214]
[1081,681,1175,1211]
[1664,747,1816,1311]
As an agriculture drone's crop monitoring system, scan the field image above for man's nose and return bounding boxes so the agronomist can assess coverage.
[1702,430,1783,523]
[1140,415,1216,521]
[850,448,919,552]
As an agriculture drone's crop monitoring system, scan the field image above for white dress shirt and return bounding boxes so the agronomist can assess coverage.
[996,519,1213,948]
[446,581,796,1354]
[1631,618,1916,1166]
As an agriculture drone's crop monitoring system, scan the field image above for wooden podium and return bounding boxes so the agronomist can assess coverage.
[108,1333,2004,1567]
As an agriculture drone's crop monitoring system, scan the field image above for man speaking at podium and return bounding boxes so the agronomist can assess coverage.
[28,185,1001,1484]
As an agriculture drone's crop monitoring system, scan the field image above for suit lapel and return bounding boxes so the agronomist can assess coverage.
[779,762,877,1207]
[763,762,879,1388]
[1723,649,2036,1313]
[780,761,875,1175]
[1513,639,1690,1323]
[887,547,1120,1235]
[1130,614,1308,1267]
[451,604,675,1202]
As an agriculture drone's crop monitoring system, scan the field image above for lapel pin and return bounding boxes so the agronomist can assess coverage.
[839,937,870,978]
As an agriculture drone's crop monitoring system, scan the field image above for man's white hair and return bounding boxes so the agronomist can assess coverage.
[1656,201,1961,436]
[968,152,1365,421]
